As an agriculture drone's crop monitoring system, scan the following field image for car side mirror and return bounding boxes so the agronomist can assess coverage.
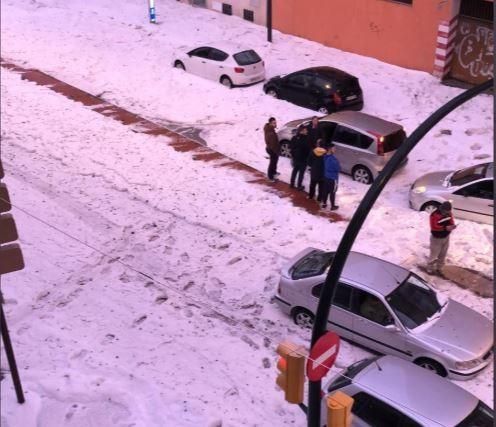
[384,323,399,332]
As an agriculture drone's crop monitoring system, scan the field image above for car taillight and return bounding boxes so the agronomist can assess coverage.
[333,92,342,105]
[234,67,245,73]
[377,136,385,156]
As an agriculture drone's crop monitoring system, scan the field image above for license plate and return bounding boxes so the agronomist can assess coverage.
[346,95,357,100]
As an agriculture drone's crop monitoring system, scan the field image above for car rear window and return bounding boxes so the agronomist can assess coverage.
[336,77,361,93]
[326,357,380,393]
[382,129,406,153]
[233,50,262,66]
[291,250,334,280]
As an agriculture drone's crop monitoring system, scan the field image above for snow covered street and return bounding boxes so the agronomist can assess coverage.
[0,0,493,425]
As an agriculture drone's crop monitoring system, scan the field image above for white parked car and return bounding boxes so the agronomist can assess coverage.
[172,42,265,88]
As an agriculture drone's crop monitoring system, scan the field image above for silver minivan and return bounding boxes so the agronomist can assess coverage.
[277,111,407,184]
[274,247,493,380]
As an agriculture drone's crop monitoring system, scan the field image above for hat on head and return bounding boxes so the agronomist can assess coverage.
[440,201,452,212]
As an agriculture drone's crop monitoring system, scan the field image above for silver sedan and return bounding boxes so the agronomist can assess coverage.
[409,162,493,224]
[274,247,493,380]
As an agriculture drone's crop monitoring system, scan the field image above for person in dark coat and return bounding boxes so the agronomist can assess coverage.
[306,116,323,149]
[307,138,327,201]
[289,125,311,190]
[264,117,280,182]
[321,143,340,210]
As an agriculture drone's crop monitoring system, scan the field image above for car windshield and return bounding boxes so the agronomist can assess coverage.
[456,401,494,427]
[233,50,261,66]
[450,164,489,187]
[291,250,334,280]
[386,274,442,329]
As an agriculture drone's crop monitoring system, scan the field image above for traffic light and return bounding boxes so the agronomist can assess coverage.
[326,391,354,427]
[275,341,306,404]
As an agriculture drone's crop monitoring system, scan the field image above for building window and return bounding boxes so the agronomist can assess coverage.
[243,9,254,22]
[386,0,413,4]
[460,0,493,23]
[222,3,232,15]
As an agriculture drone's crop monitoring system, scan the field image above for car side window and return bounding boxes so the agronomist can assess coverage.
[311,283,352,311]
[352,289,393,326]
[311,283,323,298]
[454,180,493,200]
[352,392,421,426]
[286,73,311,88]
[189,47,211,58]
[358,133,374,149]
[333,125,361,147]
[208,48,228,62]
[334,283,353,310]
[312,75,333,91]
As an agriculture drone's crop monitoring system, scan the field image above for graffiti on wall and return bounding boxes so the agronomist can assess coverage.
[451,19,493,84]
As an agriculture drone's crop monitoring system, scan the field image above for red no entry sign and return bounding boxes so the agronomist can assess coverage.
[306,331,340,381]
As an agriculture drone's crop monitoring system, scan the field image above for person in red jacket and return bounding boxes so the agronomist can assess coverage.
[427,201,457,274]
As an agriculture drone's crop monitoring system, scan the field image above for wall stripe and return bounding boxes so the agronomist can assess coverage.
[433,17,458,78]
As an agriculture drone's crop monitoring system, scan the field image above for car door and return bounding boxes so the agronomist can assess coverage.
[279,72,314,107]
[206,48,229,80]
[330,124,363,174]
[350,288,408,358]
[451,179,493,224]
[186,47,212,77]
[310,282,355,340]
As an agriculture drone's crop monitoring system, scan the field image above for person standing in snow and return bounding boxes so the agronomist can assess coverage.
[322,143,340,210]
[427,201,457,274]
[306,116,323,149]
[289,125,310,190]
[264,117,280,182]
[307,138,326,201]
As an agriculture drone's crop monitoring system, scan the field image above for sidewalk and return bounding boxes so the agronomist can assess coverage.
[0,58,344,223]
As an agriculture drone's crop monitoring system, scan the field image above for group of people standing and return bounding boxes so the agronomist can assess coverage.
[264,116,340,210]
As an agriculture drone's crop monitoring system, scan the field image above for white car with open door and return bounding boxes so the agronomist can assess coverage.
[172,42,265,88]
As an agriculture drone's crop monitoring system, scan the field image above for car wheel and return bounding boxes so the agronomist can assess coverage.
[352,165,373,184]
[317,106,329,114]
[266,88,278,98]
[414,358,447,377]
[280,141,292,158]
[292,308,315,329]
[421,201,441,214]
[174,60,185,71]
[220,76,233,88]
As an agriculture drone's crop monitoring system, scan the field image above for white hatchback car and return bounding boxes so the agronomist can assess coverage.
[172,42,265,88]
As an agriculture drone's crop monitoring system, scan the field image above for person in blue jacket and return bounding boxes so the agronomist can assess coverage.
[322,143,340,210]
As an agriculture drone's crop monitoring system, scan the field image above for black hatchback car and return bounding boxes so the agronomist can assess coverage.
[263,66,363,114]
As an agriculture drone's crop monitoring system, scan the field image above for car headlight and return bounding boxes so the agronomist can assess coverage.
[412,186,426,194]
[455,358,483,370]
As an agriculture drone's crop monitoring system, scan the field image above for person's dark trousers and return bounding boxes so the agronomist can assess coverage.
[309,178,324,200]
[322,178,337,207]
[290,162,307,187]
[266,148,279,179]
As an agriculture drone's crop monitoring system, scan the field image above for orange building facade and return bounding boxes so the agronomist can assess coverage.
[272,0,493,84]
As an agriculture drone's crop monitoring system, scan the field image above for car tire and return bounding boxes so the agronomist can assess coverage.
[174,60,185,71]
[292,308,315,329]
[352,165,373,184]
[414,358,447,377]
[421,201,441,214]
[266,87,278,98]
[280,140,292,158]
[220,76,233,88]
[317,106,329,115]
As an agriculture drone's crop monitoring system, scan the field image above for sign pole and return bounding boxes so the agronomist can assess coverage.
[0,291,25,404]
[266,0,272,42]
